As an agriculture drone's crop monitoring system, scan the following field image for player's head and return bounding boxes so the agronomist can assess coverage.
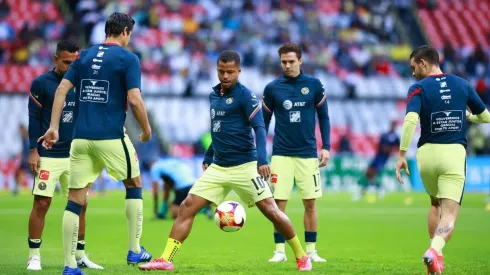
[105,12,135,47]
[54,40,79,75]
[278,43,303,78]
[217,50,241,89]
[409,45,440,80]
[390,120,397,132]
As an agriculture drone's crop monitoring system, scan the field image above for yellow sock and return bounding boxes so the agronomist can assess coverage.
[430,236,446,255]
[125,199,143,253]
[63,211,79,268]
[286,236,306,259]
[276,243,285,253]
[161,238,182,262]
[306,242,316,254]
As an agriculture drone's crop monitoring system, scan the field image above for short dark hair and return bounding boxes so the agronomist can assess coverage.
[217,50,240,66]
[409,45,439,65]
[56,40,79,55]
[278,43,302,59]
[105,12,135,37]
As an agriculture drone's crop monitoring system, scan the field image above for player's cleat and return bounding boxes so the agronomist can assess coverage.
[268,251,287,262]
[127,246,152,265]
[138,258,174,271]
[437,255,445,272]
[307,251,326,262]
[77,254,104,269]
[422,248,442,275]
[27,255,41,270]
[296,256,312,271]
[62,266,86,275]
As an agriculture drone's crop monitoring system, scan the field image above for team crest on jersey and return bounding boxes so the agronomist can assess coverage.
[39,170,50,180]
[226,98,233,104]
[301,87,309,95]
[38,182,46,190]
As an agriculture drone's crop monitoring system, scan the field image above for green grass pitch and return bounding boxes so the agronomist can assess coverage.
[1,191,489,274]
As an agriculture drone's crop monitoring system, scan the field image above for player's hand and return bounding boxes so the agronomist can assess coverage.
[466,110,472,121]
[37,127,59,150]
[319,149,330,167]
[395,155,410,184]
[28,149,40,173]
[139,130,152,142]
[258,164,270,181]
[202,163,209,171]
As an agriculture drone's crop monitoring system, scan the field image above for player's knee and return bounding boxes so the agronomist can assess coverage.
[179,197,199,217]
[33,196,51,214]
[303,200,316,213]
[123,176,142,188]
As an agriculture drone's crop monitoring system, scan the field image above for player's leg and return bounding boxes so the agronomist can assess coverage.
[428,196,440,241]
[269,156,294,262]
[27,157,65,270]
[55,166,104,270]
[231,161,311,271]
[139,164,228,271]
[61,139,99,274]
[295,158,326,262]
[95,135,151,263]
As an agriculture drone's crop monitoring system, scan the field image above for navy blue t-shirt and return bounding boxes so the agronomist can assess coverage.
[204,82,267,167]
[28,69,77,157]
[376,131,400,158]
[64,43,141,140]
[262,72,330,158]
[406,74,486,148]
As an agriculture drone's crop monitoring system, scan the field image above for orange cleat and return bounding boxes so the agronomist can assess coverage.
[422,248,442,275]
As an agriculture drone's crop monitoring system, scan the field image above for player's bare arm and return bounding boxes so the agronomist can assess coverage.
[28,148,40,173]
[38,79,73,149]
[128,88,152,142]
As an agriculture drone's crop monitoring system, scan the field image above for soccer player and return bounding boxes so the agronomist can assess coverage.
[150,158,212,219]
[262,43,330,263]
[38,13,153,275]
[26,40,102,271]
[139,51,312,271]
[395,45,490,274]
[355,121,400,203]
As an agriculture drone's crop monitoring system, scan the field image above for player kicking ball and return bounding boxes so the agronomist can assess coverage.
[139,51,312,271]
[396,45,490,275]
[262,43,330,263]
[26,40,102,271]
[39,13,153,275]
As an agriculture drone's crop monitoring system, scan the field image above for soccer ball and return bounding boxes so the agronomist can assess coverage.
[214,201,246,232]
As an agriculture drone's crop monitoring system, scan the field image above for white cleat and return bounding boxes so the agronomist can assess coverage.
[77,254,104,269]
[307,250,327,262]
[268,251,287,262]
[27,255,41,270]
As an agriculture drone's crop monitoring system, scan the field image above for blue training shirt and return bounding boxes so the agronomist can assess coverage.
[406,73,486,148]
[262,72,330,158]
[203,82,267,167]
[28,69,77,158]
[64,43,141,140]
[376,131,400,158]
[150,158,194,190]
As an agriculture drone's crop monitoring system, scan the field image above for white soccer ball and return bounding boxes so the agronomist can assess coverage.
[214,201,246,232]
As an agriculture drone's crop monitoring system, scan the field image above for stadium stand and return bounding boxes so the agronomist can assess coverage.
[0,0,489,166]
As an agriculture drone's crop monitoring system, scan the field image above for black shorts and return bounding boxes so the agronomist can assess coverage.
[173,186,192,206]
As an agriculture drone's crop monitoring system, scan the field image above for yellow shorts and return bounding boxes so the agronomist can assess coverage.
[69,135,140,189]
[416,143,466,204]
[270,156,322,200]
[189,161,273,208]
[32,157,70,197]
